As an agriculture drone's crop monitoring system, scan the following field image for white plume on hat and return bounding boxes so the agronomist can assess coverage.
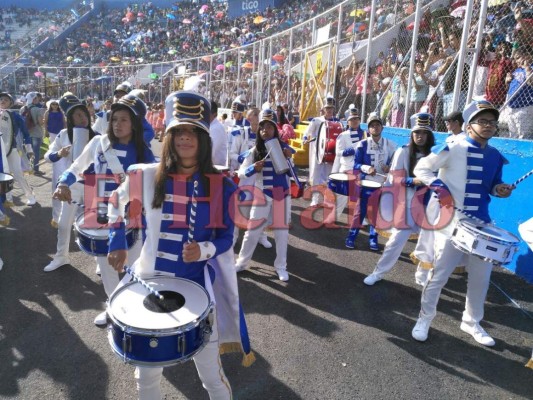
[262,101,271,110]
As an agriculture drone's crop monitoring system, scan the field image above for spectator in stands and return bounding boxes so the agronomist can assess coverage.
[43,99,65,144]
[505,46,533,139]
[486,41,514,108]
[411,60,430,115]
[390,66,408,127]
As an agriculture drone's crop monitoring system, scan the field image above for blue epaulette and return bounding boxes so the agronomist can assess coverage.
[96,111,106,119]
[231,126,244,136]
[431,143,449,154]
[238,149,252,164]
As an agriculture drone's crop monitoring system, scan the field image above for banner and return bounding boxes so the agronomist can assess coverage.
[227,0,284,18]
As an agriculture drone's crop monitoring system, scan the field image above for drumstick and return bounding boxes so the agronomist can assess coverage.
[375,172,388,178]
[261,148,273,162]
[187,180,199,243]
[123,265,164,300]
[511,168,533,188]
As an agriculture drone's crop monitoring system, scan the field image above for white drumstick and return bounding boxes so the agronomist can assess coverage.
[187,181,199,243]
[124,265,164,300]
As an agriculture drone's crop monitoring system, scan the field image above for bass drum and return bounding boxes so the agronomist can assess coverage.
[0,110,15,157]
[316,121,343,165]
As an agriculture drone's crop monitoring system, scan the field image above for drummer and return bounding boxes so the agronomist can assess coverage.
[52,94,155,326]
[331,107,366,221]
[107,90,236,399]
[411,99,514,347]
[345,113,397,250]
[234,109,294,281]
[363,113,435,285]
[303,96,340,208]
[0,92,36,206]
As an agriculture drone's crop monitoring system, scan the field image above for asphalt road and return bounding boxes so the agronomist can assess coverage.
[1,142,532,399]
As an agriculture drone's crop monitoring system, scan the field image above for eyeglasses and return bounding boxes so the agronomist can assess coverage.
[470,119,498,127]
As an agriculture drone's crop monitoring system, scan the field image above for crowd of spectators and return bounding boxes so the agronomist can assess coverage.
[0,2,92,63]
[336,0,533,138]
[1,0,532,139]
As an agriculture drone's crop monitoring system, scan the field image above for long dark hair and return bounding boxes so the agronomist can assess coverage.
[152,126,220,209]
[66,104,96,144]
[107,105,147,163]
[276,105,288,126]
[253,121,281,162]
[408,130,435,177]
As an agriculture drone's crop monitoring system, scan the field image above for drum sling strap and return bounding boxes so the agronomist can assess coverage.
[96,136,126,183]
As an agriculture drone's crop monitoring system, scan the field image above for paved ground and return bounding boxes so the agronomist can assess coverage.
[1,143,532,399]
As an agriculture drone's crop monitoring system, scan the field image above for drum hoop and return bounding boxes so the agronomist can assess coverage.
[108,302,214,336]
[74,211,135,239]
[457,220,521,245]
[0,172,14,181]
[329,173,354,181]
[108,277,212,333]
[361,179,382,188]
[450,240,502,265]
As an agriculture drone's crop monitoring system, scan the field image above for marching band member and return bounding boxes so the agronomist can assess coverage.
[228,97,251,173]
[411,100,514,347]
[51,94,155,326]
[230,106,271,249]
[235,109,294,281]
[363,113,435,285]
[518,217,533,369]
[107,91,236,399]
[209,100,228,166]
[93,84,155,147]
[0,128,10,270]
[345,113,397,250]
[411,109,466,286]
[331,107,366,221]
[303,96,340,207]
[92,82,132,135]
[43,93,95,228]
[0,92,36,206]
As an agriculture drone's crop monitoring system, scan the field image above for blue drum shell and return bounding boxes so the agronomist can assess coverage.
[108,318,210,367]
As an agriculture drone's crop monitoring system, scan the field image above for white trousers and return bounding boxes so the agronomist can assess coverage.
[373,227,417,277]
[420,237,493,324]
[135,309,232,400]
[236,195,290,271]
[5,150,33,201]
[54,184,84,259]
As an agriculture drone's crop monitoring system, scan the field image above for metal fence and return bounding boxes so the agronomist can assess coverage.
[0,0,531,139]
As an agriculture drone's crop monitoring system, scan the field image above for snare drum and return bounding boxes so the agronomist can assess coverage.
[317,121,343,164]
[361,180,383,189]
[0,172,14,195]
[451,218,521,265]
[328,173,355,196]
[74,208,138,256]
[214,164,230,177]
[107,276,214,367]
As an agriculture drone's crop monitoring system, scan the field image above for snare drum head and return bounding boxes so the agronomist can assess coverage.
[361,179,382,188]
[75,209,110,239]
[461,219,521,243]
[214,164,229,172]
[0,172,14,182]
[109,277,210,330]
[329,173,354,182]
